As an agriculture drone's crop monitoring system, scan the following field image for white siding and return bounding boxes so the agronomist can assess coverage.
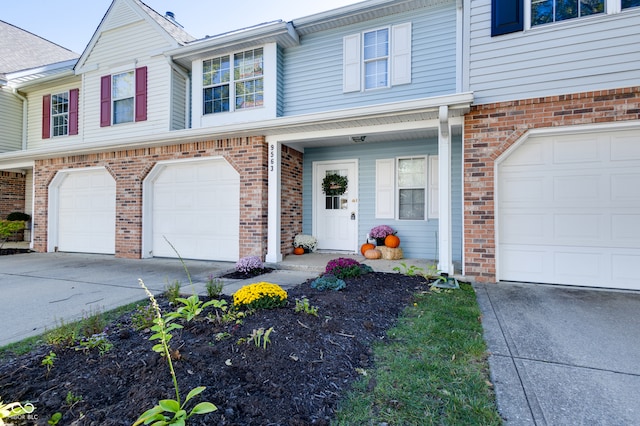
[101,0,141,31]
[25,78,82,150]
[171,69,187,130]
[468,2,640,104]
[0,89,23,152]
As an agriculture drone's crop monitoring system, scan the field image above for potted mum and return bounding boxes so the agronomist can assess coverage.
[369,225,395,246]
[294,234,317,253]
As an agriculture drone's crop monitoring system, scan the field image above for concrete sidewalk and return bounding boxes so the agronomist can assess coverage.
[475,282,640,426]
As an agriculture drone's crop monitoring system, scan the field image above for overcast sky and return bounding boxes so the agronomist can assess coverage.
[2,0,364,54]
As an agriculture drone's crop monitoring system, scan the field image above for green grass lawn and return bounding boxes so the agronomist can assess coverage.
[333,283,502,425]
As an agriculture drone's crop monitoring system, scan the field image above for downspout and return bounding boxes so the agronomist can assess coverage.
[12,88,28,150]
[166,57,191,129]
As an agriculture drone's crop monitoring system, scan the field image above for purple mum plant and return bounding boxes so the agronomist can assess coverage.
[235,256,264,274]
[370,225,396,239]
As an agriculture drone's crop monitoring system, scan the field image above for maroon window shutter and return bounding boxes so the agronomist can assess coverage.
[69,89,79,135]
[42,94,51,139]
[135,66,147,122]
[100,75,111,127]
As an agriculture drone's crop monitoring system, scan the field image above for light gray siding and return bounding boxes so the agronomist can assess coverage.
[469,2,640,104]
[0,88,23,152]
[282,2,458,116]
[303,137,463,262]
[171,68,187,130]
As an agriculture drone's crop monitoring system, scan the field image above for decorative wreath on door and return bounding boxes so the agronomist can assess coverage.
[322,173,348,196]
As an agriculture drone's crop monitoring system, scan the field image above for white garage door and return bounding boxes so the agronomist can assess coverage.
[57,168,116,254]
[151,158,240,261]
[498,129,640,290]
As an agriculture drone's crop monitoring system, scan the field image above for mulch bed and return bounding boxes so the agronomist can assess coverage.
[0,272,428,425]
[0,248,32,256]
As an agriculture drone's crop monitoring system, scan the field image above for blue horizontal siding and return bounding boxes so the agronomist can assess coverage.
[282,2,457,116]
[303,136,462,262]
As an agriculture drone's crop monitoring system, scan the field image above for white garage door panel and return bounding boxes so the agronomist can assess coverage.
[151,159,239,261]
[498,129,640,290]
[57,169,116,254]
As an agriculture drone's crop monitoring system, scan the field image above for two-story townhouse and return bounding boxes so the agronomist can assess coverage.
[0,0,471,275]
[463,0,640,289]
[0,20,78,230]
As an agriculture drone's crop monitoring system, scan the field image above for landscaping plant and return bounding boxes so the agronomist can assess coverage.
[233,282,288,310]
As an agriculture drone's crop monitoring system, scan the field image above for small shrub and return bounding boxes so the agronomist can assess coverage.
[45,319,78,348]
[6,212,31,222]
[325,257,373,279]
[79,307,106,338]
[310,274,346,291]
[206,274,224,298]
[75,332,113,356]
[235,256,264,274]
[294,297,319,316]
[41,351,57,374]
[165,279,181,304]
[233,282,287,310]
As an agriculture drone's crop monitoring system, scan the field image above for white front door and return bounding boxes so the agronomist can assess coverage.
[314,161,358,251]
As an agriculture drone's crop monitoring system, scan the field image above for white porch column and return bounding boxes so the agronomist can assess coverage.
[437,105,454,274]
[265,139,283,263]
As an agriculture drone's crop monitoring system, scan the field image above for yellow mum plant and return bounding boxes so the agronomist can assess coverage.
[233,282,288,310]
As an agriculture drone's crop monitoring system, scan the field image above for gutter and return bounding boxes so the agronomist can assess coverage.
[11,89,28,150]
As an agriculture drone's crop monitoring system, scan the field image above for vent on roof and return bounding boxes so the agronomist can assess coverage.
[165,11,183,28]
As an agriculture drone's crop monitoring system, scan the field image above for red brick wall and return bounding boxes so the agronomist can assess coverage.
[33,136,268,259]
[464,87,640,282]
[0,171,26,219]
[280,145,303,255]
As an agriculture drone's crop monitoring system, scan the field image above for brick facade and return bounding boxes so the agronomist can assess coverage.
[464,87,640,282]
[280,145,304,255]
[33,136,270,259]
[0,171,26,219]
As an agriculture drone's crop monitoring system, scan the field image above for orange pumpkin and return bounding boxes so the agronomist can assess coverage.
[360,243,375,256]
[384,234,400,248]
[293,247,305,255]
[364,249,382,259]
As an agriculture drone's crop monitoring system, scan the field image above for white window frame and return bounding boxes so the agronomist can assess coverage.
[51,91,69,137]
[375,155,438,221]
[112,71,134,125]
[343,22,412,93]
[363,27,390,90]
[202,47,264,115]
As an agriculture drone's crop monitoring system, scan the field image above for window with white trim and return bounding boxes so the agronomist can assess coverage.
[343,22,412,93]
[51,92,69,137]
[203,48,264,115]
[375,156,438,220]
[531,0,604,26]
[112,71,134,124]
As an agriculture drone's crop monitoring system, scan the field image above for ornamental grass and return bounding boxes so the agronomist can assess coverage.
[233,282,288,310]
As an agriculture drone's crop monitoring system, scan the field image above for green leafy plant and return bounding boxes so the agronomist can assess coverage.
[294,297,319,316]
[134,280,217,426]
[164,279,182,304]
[64,391,83,406]
[167,293,227,323]
[41,351,57,374]
[79,307,107,338]
[393,262,425,277]
[45,318,78,348]
[205,274,224,298]
[423,263,444,280]
[47,412,62,425]
[0,220,26,250]
[75,333,113,356]
[131,303,156,331]
[310,274,346,291]
[247,327,274,350]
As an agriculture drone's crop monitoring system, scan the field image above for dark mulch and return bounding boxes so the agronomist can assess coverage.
[0,272,428,425]
[220,268,275,280]
[0,248,32,256]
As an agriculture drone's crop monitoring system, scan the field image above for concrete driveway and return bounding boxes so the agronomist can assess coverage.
[475,282,640,425]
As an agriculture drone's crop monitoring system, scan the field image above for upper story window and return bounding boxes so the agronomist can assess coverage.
[100,67,147,127]
[531,0,604,26]
[51,92,69,137]
[42,89,79,139]
[202,48,264,115]
[363,29,389,89]
[112,71,134,124]
[492,0,640,36]
[343,22,412,93]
